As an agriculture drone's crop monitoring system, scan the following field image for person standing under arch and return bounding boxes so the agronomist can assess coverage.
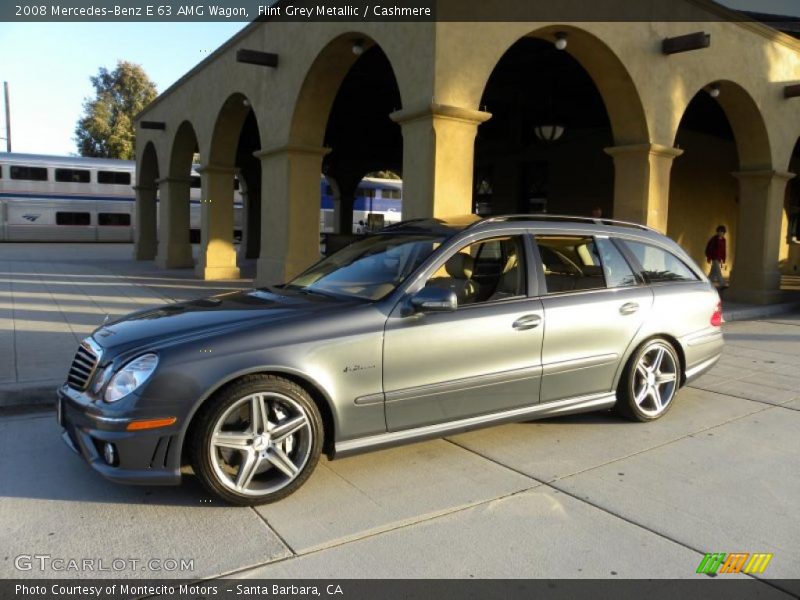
[705,225,727,288]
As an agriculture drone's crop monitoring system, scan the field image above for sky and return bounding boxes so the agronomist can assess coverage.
[0,22,247,156]
[0,1,798,156]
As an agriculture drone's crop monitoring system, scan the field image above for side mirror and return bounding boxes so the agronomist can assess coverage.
[410,286,458,313]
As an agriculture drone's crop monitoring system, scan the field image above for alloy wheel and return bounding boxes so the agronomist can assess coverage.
[631,342,679,418]
[208,392,313,497]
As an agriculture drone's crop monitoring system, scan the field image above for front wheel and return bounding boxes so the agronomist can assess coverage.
[190,375,323,505]
[616,339,680,422]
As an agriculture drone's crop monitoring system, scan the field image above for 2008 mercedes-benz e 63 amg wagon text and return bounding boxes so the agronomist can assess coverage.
[58,215,723,505]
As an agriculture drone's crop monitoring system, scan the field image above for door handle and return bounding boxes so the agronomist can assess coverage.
[619,302,639,315]
[512,314,542,331]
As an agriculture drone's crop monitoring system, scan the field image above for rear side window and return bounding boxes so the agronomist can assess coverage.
[536,235,605,294]
[623,240,698,283]
[10,165,48,181]
[56,212,90,226]
[55,168,90,183]
[595,238,637,288]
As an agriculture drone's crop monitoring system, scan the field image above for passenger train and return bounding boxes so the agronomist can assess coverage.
[0,153,402,242]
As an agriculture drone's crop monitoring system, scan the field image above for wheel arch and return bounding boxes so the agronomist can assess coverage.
[178,366,339,467]
[614,332,687,391]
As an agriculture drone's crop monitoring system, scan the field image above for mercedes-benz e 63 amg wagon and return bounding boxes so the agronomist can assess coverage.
[58,215,723,505]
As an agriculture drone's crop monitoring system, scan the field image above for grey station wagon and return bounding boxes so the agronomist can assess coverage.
[58,215,723,505]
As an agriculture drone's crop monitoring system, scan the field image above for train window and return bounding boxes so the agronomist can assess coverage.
[324,185,333,196]
[55,168,91,184]
[0,166,3,179]
[56,212,91,226]
[358,187,376,198]
[382,189,401,199]
[10,165,48,181]
[98,213,131,226]
[190,176,202,188]
[234,178,240,191]
[97,171,132,185]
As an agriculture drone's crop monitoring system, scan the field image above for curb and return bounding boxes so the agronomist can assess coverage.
[722,301,800,323]
[0,381,60,412]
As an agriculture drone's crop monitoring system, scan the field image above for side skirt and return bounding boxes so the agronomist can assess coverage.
[333,392,616,459]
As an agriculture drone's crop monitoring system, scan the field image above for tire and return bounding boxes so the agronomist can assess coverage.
[190,374,323,506]
[615,338,680,422]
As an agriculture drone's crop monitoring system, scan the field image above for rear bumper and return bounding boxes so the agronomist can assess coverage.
[57,386,181,486]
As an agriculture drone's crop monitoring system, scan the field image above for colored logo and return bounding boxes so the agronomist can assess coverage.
[696,552,773,575]
[22,214,40,222]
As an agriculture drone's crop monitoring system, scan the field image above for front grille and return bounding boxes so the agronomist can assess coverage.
[67,342,100,391]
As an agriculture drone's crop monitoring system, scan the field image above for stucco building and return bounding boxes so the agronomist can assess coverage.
[133,0,800,304]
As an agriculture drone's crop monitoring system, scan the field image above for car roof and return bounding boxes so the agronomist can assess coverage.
[382,214,664,241]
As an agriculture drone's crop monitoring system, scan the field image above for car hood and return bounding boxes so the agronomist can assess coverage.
[91,288,357,355]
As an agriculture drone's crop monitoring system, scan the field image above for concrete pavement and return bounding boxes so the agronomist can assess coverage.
[1,313,798,589]
[0,243,251,407]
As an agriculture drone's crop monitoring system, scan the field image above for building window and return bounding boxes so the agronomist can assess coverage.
[98,213,131,226]
[56,212,91,226]
[97,171,132,185]
[55,168,91,184]
[10,165,48,181]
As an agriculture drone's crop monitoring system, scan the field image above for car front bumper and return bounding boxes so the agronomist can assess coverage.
[57,385,182,486]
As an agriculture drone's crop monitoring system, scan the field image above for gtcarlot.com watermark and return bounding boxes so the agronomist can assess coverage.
[14,554,194,573]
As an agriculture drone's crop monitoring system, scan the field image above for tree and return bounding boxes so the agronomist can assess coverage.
[75,61,157,160]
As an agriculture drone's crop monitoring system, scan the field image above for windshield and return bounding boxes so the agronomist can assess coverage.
[286,234,445,300]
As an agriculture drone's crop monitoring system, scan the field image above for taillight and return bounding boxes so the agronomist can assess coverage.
[710,301,723,327]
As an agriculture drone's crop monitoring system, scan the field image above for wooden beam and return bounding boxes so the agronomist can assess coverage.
[662,32,710,55]
[236,49,279,68]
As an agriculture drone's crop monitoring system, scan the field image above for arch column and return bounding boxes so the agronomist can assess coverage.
[391,103,491,218]
[254,144,330,286]
[728,170,795,304]
[196,164,240,280]
[132,184,157,260]
[155,176,193,269]
[604,143,683,232]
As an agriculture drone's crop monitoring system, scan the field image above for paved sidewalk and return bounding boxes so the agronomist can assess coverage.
[0,243,251,407]
[0,314,798,586]
[0,243,798,408]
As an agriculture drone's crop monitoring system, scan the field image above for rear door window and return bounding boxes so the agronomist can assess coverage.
[535,235,605,294]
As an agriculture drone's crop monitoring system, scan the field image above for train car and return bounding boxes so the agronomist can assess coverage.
[0,153,138,242]
[0,153,402,242]
[320,176,403,233]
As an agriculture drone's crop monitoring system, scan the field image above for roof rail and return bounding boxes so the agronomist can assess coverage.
[474,214,657,233]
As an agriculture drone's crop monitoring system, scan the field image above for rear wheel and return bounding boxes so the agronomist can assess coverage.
[616,339,680,422]
[190,375,323,505]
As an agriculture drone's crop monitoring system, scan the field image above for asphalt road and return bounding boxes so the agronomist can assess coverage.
[1,314,798,593]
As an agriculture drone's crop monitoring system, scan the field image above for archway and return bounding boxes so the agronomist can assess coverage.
[156,120,197,269]
[200,93,262,279]
[133,141,159,260]
[474,27,647,219]
[780,138,800,289]
[255,33,405,285]
[668,81,773,294]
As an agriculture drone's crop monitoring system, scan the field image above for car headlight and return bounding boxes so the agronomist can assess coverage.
[104,354,159,403]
